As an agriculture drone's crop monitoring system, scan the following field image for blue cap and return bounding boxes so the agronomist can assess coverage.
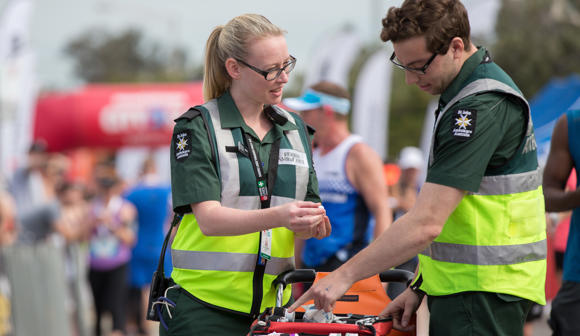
[283,89,350,115]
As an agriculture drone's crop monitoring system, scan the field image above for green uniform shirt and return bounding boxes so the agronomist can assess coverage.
[426,47,527,192]
[170,91,321,211]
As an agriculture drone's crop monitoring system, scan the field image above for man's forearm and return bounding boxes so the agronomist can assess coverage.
[544,187,580,212]
[337,211,437,284]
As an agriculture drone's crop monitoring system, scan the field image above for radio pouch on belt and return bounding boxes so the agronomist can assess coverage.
[146,213,182,321]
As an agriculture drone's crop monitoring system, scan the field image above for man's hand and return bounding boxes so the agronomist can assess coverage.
[288,270,352,313]
[380,287,422,331]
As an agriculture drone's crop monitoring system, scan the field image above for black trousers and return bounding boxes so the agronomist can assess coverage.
[549,281,580,335]
[89,263,129,335]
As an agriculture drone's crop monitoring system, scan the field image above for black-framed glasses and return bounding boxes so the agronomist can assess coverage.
[390,52,437,75]
[236,55,296,81]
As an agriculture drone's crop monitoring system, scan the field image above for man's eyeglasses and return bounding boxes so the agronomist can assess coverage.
[236,55,296,81]
[390,52,437,75]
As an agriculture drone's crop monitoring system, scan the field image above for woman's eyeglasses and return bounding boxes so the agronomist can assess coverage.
[236,55,296,81]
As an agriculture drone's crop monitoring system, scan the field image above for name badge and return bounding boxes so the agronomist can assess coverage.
[278,149,309,168]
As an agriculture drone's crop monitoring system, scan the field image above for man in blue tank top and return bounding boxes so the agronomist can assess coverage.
[283,81,392,272]
[544,100,580,335]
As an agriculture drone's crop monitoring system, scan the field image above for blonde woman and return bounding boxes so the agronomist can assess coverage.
[163,14,330,335]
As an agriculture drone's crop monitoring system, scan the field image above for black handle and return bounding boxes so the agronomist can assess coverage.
[273,268,414,289]
[273,269,316,288]
[378,269,415,286]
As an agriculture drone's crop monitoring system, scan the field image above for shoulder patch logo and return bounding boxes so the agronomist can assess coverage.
[451,109,477,140]
[174,130,191,162]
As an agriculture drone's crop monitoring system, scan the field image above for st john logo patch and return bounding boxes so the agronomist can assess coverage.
[451,109,477,141]
[174,130,191,161]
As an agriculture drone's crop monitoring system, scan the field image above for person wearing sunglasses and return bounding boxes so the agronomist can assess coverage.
[290,1,546,335]
[163,14,330,335]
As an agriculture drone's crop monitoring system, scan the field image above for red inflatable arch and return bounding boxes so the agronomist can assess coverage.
[34,82,204,151]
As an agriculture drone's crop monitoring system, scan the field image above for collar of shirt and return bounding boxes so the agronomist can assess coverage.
[217,90,298,144]
[439,46,487,108]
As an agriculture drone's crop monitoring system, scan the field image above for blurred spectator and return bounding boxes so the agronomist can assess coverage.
[392,146,424,220]
[55,181,93,336]
[55,181,90,243]
[88,164,137,336]
[125,155,171,336]
[0,180,16,335]
[544,111,580,335]
[0,184,17,246]
[7,141,61,244]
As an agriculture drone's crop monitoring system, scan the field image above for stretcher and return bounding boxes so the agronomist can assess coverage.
[248,269,416,336]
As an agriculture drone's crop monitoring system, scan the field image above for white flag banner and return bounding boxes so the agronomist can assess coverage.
[0,0,36,178]
[418,98,438,184]
[420,99,438,161]
[302,28,361,90]
[351,48,393,160]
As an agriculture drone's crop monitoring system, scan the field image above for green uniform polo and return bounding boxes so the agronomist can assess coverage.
[426,47,529,192]
[170,91,321,211]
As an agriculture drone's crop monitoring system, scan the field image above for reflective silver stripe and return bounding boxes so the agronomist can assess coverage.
[429,78,530,166]
[470,168,542,195]
[282,111,309,201]
[420,239,546,265]
[205,100,250,210]
[172,249,295,275]
[270,195,295,208]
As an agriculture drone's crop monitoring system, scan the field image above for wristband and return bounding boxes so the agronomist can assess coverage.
[409,283,426,300]
[409,274,426,301]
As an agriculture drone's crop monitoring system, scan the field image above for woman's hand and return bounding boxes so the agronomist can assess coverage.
[281,202,331,239]
[295,215,331,240]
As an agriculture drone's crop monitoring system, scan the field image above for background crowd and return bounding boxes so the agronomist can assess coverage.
[0,143,172,336]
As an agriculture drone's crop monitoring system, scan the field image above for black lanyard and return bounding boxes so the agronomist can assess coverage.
[240,130,282,319]
[240,131,281,209]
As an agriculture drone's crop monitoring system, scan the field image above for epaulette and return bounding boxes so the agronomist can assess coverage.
[172,105,219,213]
[174,107,201,122]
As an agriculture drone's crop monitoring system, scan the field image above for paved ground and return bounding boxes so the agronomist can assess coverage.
[531,308,552,336]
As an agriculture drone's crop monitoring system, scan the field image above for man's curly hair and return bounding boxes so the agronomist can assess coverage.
[380,0,471,54]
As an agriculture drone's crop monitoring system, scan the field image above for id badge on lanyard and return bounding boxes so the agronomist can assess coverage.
[260,229,272,263]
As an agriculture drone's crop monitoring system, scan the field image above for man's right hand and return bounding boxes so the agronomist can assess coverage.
[288,268,353,313]
[380,287,422,332]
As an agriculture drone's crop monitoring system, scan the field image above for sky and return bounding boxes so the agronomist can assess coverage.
[1,0,500,91]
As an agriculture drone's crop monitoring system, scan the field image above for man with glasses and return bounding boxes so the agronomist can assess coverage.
[290,1,546,335]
